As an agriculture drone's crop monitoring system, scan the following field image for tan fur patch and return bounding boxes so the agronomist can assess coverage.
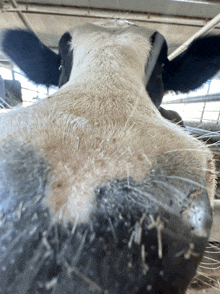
[0,22,216,223]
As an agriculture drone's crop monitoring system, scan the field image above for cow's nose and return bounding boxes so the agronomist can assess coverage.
[91,166,212,293]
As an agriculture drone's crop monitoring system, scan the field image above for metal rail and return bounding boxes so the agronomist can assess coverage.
[186,126,220,142]
[163,93,220,104]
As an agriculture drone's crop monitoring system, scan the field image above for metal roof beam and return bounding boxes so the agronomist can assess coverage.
[2,3,220,29]
[8,0,35,31]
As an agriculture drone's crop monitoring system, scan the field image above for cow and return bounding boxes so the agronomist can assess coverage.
[1,20,220,294]
[159,107,184,127]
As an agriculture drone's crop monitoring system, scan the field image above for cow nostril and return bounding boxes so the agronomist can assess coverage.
[90,172,213,293]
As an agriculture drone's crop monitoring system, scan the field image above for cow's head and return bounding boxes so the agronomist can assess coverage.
[1,21,220,294]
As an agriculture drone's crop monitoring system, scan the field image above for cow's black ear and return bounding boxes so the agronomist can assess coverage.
[145,32,168,108]
[163,35,220,93]
[2,29,60,87]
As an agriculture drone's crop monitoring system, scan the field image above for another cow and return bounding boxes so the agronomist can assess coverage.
[159,107,184,127]
[1,21,220,294]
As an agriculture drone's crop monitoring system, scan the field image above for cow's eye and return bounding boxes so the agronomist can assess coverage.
[56,55,62,71]
[58,59,63,71]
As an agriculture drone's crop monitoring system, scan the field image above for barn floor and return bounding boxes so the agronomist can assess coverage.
[187,279,220,293]
[187,267,220,293]
[187,288,220,293]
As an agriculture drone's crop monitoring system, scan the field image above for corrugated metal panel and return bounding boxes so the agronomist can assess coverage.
[16,0,220,19]
[0,0,220,61]
[1,5,220,52]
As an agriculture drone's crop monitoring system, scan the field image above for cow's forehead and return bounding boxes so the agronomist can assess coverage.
[66,21,156,45]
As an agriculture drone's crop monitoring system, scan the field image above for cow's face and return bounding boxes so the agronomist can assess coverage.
[0,21,216,294]
[58,22,166,108]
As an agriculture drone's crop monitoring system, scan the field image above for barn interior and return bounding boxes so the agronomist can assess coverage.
[1,0,220,292]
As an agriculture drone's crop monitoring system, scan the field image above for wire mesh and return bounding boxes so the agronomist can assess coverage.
[0,63,57,111]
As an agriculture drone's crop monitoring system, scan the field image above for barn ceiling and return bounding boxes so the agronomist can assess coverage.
[0,0,220,65]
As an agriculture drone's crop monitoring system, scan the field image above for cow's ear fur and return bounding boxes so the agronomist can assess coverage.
[163,35,220,93]
[2,29,60,87]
